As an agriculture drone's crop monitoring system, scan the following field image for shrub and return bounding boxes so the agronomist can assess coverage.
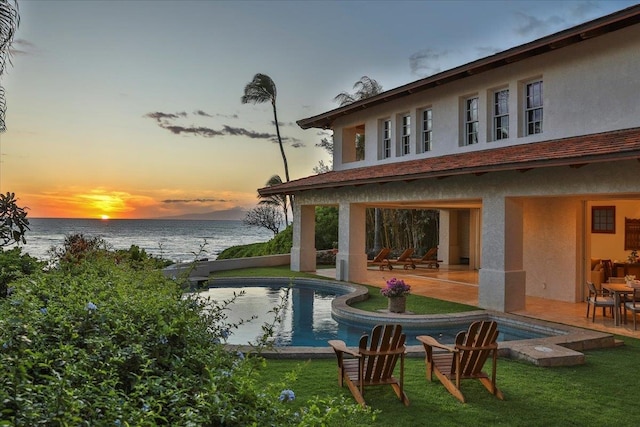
[0,254,371,425]
[0,247,42,298]
[217,226,293,260]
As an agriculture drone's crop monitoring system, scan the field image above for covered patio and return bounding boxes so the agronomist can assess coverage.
[314,264,639,340]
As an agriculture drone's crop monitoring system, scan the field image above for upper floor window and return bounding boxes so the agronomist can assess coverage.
[493,89,509,141]
[464,97,479,145]
[381,119,391,159]
[421,108,432,152]
[401,114,411,156]
[525,80,543,135]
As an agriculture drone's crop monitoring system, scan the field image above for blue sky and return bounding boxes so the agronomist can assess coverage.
[0,0,637,218]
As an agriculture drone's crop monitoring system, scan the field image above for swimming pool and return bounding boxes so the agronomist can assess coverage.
[198,278,553,347]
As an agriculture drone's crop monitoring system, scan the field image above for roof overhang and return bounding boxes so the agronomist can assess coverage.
[297,4,640,131]
[259,128,640,196]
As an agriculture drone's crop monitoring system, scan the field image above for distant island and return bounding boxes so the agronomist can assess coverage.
[158,207,248,221]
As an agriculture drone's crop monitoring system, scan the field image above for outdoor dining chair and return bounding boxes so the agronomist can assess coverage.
[586,281,615,322]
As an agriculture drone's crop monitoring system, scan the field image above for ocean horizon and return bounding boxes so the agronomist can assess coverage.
[15,218,273,264]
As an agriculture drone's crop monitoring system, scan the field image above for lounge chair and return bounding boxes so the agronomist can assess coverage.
[328,324,409,407]
[416,320,504,403]
[415,247,442,269]
[388,248,416,270]
[367,247,392,270]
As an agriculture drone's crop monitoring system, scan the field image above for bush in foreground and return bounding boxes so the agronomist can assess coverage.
[0,251,372,425]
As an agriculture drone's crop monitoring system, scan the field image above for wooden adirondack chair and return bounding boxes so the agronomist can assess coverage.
[367,247,392,270]
[388,248,416,270]
[328,324,409,407]
[416,320,504,403]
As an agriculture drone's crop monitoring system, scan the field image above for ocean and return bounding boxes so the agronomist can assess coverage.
[14,218,274,264]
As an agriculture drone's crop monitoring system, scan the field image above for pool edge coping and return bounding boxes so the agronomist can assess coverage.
[212,276,617,366]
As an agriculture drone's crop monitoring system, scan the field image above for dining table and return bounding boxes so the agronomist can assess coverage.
[602,282,636,326]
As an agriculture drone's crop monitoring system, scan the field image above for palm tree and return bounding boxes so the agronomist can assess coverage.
[259,174,289,226]
[333,76,383,107]
[241,73,290,183]
[0,0,19,132]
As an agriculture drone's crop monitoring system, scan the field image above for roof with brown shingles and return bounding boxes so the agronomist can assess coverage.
[259,5,640,197]
[258,127,640,196]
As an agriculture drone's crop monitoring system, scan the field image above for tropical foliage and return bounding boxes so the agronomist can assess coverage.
[366,208,439,257]
[333,76,383,107]
[0,241,372,425]
[0,0,19,132]
[0,192,30,248]
[258,174,289,226]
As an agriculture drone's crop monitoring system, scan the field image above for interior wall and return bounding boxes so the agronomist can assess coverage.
[589,200,640,263]
[457,209,470,259]
[523,197,581,302]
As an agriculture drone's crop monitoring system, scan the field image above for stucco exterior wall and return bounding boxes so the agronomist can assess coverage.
[331,25,640,171]
[523,197,583,302]
[291,159,640,309]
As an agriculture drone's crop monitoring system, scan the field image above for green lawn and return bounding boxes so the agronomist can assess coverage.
[215,267,640,425]
[261,339,640,426]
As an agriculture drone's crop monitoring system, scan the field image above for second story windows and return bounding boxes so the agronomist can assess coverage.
[525,80,543,135]
[493,89,509,140]
[421,108,433,152]
[401,114,411,156]
[381,119,392,159]
[464,96,479,145]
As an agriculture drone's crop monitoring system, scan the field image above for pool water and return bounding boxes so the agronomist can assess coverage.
[198,283,551,347]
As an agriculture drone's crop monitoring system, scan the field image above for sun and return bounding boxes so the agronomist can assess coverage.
[100,214,110,220]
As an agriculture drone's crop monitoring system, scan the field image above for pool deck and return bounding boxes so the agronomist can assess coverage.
[224,266,631,367]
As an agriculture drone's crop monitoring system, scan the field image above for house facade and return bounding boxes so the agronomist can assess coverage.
[259,5,640,312]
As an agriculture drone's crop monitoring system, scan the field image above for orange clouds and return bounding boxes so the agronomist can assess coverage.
[19,188,258,219]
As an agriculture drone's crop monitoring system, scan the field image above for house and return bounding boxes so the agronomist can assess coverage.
[258,5,640,312]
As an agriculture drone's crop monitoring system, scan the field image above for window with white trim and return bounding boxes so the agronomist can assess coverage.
[421,108,432,152]
[401,114,411,156]
[464,97,479,145]
[380,119,391,159]
[525,80,543,135]
[493,89,509,141]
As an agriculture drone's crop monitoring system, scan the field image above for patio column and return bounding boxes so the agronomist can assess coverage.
[478,196,526,312]
[291,204,316,272]
[336,202,367,283]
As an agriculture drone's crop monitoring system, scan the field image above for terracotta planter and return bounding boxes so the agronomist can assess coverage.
[387,296,406,313]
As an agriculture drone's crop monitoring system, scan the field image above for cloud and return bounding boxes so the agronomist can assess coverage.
[9,39,36,55]
[222,125,274,139]
[145,111,188,123]
[162,198,232,204]
[163,125,224,137]
[409,48,450,77]
[271,120,296,127]
[569,1,600,19]
[475,46,502,57]
[514,12,566,38]
[145,110,304,147]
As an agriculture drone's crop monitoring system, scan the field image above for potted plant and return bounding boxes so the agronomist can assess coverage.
[380,278,411,313]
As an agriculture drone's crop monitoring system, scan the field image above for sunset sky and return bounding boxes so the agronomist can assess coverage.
[0,0,636,219]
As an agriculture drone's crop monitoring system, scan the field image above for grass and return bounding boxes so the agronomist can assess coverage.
[214,267,640,425]
[261,338,640,426]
